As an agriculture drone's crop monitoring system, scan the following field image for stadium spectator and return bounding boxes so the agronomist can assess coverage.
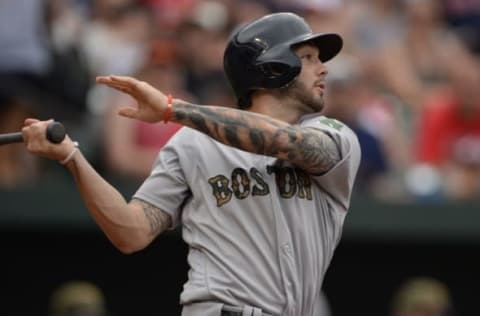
[325,55,411,199]
[48,280,108,316]
[442,0,480,54]
[0,96,40,188]
[390,277,455,316]
[413,54,480,200]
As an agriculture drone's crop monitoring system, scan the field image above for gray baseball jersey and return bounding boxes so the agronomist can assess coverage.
[133,113,361,316]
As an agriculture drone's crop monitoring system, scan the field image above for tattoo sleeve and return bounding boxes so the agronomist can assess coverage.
[131,198,172,237]
[172,102,341,174]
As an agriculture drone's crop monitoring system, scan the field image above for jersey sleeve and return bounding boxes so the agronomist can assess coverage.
[133,142,190,229]
[301,117,361,210]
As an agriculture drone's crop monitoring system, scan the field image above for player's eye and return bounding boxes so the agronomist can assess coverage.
[301,53,317,62]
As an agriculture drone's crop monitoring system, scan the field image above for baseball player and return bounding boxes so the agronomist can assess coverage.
[22,12,361,316]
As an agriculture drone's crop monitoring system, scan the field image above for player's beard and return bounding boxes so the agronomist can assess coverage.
[277,79,325,113]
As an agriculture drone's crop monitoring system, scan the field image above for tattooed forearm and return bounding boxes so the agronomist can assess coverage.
[174,102,285,145]
[291,129,341,174]
[172,102,341,173]
[265,126,341,173]
[174,102,285,151]
[132,198,171,237]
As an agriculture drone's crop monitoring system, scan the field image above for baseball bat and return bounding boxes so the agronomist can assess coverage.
[0,121,66,146]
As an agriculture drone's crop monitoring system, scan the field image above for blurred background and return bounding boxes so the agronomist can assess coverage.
[1,0,480,315]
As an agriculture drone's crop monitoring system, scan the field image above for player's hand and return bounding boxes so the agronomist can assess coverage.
[22,118,75,161]
[96,75,169,123]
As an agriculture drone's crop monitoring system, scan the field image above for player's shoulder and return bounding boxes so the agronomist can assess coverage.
[300,114,360,155]
[299,114,355,136]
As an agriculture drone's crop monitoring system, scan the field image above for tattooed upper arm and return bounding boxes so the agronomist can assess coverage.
[131,198,172,237]
[278,127,342,174]
[170,102,341,173]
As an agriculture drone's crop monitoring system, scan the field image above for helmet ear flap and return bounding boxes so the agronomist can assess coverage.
[254,42,302,88]
[258,62,292,79]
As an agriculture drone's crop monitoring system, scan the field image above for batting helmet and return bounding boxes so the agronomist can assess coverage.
[224,12,343,108]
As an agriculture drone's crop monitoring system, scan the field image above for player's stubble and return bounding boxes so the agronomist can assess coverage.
[275,78,325,114]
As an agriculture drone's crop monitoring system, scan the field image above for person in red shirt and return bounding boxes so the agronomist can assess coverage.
[414,56,480,199]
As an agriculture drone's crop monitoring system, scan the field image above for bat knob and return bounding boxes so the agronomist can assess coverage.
[46,122,66,144]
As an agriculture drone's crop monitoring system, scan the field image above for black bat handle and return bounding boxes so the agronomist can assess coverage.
[0,132,23,145]
[0,122,66,146]
[46,122,66,143]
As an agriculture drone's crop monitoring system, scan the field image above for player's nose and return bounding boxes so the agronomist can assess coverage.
[314,59,328,77]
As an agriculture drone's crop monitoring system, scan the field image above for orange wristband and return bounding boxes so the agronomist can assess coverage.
[163,94,173,123]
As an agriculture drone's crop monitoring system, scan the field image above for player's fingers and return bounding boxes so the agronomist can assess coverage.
[110,75,139,86]
[21,125,31,144]
[118,106,139,119]
[95,76,110,83]
[96,76,131,88]
[24,118,40,126]
[96,76,125,87]
[22,119,50,146]
[113,85,132,94]
[97,76,151,102]
[98,79,134,95]
[23,119,50,134]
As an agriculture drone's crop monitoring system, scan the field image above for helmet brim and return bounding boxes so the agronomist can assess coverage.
[291,33,343,62]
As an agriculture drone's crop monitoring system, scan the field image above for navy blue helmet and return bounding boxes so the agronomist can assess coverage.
[223,12,343,108]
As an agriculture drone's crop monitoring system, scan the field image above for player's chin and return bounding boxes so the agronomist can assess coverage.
[310,96,325,112]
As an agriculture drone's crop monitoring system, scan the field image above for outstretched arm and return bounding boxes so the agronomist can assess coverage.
[173,102,340,174]
[22,119,171,253]
[96,76,341,174]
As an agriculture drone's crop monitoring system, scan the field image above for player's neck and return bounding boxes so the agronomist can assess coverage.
[250,93,305,124]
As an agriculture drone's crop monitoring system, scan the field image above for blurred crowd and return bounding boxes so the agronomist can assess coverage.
[0,0,479,203]
[46,275,454,316]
